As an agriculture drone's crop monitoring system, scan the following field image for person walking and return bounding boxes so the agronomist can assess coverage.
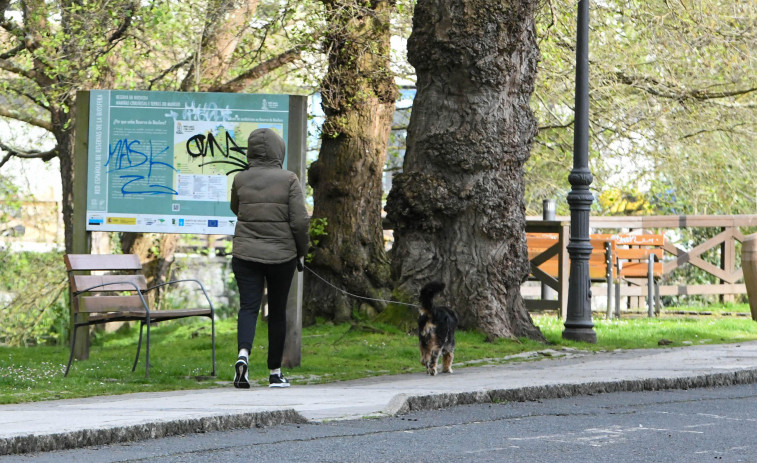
[230,128,309,389]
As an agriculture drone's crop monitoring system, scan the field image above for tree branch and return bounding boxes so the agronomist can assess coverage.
[89,2,137,65]
[0,42,26,60]
[0,57,36,80]
[538,119,574,131]
[0,141,57,169]
[614,70,757,101]
[209,46,306,93]
[107,1,137,44]
[680,122,752,140]
[3,77,49,111]
[0,107,52,131]
[149,54,195,90]
[0,0,21,35]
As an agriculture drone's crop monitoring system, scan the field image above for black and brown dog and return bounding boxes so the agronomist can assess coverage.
[418,281,458,375]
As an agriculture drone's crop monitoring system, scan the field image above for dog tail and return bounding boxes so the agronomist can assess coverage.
[420,281,445,310]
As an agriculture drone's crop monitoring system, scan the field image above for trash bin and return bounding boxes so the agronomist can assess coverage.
[741,233,757,321]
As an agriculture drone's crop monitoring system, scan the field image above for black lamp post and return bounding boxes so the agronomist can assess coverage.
[563,0,597,343]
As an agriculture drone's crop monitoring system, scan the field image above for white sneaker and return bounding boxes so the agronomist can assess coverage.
[234,356,250,389]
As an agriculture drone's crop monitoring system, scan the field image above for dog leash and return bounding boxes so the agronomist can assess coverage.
[303,265,421,309]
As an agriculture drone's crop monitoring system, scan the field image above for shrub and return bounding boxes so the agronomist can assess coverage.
[0,250,69,346]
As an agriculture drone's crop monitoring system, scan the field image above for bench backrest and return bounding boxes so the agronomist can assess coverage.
[65,254,143,272]
[590,233,664,278]
[65,254,148,314]
[526,233,617,280]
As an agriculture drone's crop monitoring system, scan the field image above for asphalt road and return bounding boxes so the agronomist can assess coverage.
[6,383,756,463]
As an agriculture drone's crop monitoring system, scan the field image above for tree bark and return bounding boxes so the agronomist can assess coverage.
[385,0,544,341]
[180,0,261,91]
[304,0,398,322]
[56,111,76,255]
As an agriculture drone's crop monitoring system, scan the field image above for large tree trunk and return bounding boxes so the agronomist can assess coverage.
[304,0,399,322]
[385,0,544,341]
[56,112,76,255]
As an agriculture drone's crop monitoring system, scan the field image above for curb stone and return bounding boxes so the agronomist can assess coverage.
[0,409,306,456]
[393,368,757,414]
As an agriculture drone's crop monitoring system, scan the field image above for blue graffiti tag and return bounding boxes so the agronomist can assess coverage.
[106,139,178,196]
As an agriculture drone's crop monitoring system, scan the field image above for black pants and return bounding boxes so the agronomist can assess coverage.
[232,256,296,370]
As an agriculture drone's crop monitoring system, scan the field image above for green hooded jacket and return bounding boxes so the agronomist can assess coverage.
[230,128,309,264]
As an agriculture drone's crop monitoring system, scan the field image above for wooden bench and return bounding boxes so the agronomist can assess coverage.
[525,233,617,314]
[593,233,664,317]
[64,254,216,378]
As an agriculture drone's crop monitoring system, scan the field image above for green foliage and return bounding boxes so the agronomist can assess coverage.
[307,217,328,263]
[527,0,756,216]
[218,258,240,319]
[596,188,652,216]
[0,251,69,347]
[0,175,21,226]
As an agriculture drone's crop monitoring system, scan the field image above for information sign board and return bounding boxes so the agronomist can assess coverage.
[85,90,290,234]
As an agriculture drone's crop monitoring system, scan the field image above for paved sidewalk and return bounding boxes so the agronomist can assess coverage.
[3,341,757,455]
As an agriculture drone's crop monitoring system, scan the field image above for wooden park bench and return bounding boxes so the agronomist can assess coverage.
[64,254,216,378]
[593,233,665,318]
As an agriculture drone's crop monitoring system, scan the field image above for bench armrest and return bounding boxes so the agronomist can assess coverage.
[144,279,215,315]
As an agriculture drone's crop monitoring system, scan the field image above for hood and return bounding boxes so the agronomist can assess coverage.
[246,128,285,168]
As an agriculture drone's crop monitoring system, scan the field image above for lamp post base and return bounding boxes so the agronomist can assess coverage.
[562,326,597,343]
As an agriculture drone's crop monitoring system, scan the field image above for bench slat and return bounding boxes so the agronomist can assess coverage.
[615,248,663,260]
[80,295,147,313]
[65,254,143,271]
[84,308,212,322]
[620,262,663,277]
[534,261,611,280]
[534,263,612,279]
[592,233,665,246]
[150,309,212,319]
[71,275,148,292]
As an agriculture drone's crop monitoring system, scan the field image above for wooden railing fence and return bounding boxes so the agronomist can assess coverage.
[525,214,757,317]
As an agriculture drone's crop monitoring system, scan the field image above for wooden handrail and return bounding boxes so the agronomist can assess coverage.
[527,214,757,229]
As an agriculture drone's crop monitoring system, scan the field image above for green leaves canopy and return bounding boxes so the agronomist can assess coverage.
[528,0,756,216]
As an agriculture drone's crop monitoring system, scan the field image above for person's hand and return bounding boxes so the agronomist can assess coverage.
[297,257,304,272]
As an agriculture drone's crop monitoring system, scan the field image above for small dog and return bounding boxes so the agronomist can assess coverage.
[418,281,458,375]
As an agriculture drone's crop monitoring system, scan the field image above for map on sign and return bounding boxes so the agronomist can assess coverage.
[173,120,259,202]
[85,90,289,234]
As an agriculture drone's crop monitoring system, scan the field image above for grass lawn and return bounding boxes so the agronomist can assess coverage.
[1,304,756,405]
